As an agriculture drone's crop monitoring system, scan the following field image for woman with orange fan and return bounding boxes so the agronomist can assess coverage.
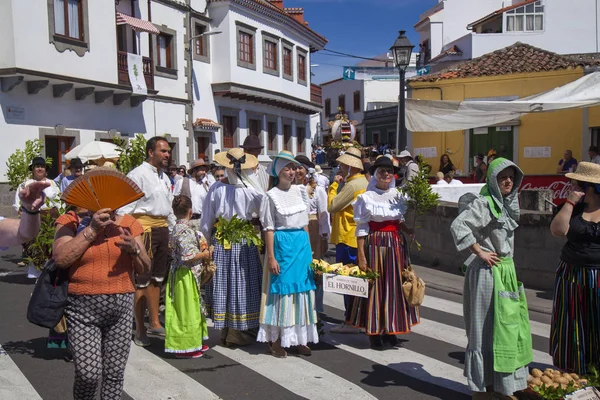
[200,148,265,347]
[52,195,150,399]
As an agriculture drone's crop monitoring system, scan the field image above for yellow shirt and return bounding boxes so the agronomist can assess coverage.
[327,174,368,248]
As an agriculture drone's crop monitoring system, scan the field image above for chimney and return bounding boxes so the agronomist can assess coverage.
[284,7,304,24]
[270,0,284,9]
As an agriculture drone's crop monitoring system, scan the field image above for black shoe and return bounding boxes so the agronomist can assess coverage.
[369,335,384,350]
[383,334,400,347]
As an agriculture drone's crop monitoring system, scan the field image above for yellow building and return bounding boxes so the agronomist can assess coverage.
[408,42,600,176]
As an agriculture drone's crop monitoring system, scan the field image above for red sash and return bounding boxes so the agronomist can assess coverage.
[368,221,400,232]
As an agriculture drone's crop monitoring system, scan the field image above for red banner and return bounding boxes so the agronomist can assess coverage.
[520,175,570,205]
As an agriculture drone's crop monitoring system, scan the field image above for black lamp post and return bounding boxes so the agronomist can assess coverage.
[390,30,414,153]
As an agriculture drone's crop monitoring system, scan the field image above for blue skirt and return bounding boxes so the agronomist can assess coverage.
[270,229,316,295]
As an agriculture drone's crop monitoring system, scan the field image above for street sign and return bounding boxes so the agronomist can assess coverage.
[343,67,356,80]
[417,65,430,76]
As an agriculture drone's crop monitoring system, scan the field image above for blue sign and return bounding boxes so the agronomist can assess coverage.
[417,65,430,76]
[343,67,356,80]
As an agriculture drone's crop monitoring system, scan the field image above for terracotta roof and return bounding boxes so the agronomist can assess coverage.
[410,42,593,83]
[283,7,303,13]
[467,0,536,29]
[428,45,463,63]
[193,118,221,130]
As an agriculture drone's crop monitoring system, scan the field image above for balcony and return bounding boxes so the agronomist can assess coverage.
[310,83,322,104]
[117,51,154,90]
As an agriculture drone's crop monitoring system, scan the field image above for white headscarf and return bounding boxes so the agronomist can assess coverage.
[269,158,295,178]
[226,168,263,192]
[366,168,396,191]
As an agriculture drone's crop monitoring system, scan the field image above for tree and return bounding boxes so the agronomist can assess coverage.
[113,134,147,175]
[5,139,53,191]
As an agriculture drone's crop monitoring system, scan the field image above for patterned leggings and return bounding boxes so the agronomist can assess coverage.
[66,293,134,400]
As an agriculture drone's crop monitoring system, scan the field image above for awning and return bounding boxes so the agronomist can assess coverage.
[116,12,160,35]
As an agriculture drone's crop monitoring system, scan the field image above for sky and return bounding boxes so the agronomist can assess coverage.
[284,0,439,84]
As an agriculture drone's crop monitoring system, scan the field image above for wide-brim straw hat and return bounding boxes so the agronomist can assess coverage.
[214,148,258,170]
[336,147,363,170]
[566,161,600,184]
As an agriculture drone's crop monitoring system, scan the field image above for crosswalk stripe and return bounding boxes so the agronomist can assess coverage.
[421,294,550,339]
[124,344,221,400]
[213,345,378,400]
[0,345,42,400]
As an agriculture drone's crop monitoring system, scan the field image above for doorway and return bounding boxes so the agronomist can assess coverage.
[45,136,74,179]
[469,126,514,171]
[196,136,209,161]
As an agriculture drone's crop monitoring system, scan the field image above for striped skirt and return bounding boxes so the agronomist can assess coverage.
[204,238,262,331]
[550,261,600,375]
[345,231,420,335]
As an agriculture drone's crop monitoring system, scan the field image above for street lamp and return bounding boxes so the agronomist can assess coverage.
[390,30,414,153]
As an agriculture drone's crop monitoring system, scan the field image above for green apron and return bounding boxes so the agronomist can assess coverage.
[492,258,533,373]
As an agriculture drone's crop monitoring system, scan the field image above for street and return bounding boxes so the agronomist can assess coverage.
[0,247,553,400]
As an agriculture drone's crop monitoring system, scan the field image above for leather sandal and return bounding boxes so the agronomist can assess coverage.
[269,339,287,358]
[226,329,254,347]
[294,345,312,356]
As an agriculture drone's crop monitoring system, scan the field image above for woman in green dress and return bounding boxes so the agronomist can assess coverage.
[165,195,212,358]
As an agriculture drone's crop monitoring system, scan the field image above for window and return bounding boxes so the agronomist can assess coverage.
[153,25,178,78]
[195,25,206,57]
[297,127,306,153]
[506,0,544,32]
[53,0,83,40]
[249,119,261,137]
[283,125,292,151]
[222,116,237,148]
[353,91,361,112]
[192,19,210,63]
[297,51,307,84]
[592,127,600,147]
[268,122,277,151]
[263,38,279,76]
[338,94,346,112]
[324,98,331,116]
[282,43,293,80]
[236,21,257,70]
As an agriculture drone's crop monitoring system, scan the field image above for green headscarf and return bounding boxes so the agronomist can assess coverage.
[479,157,524,225]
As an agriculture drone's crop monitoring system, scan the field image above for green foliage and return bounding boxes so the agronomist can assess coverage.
[329,140,362,150]
[532,381,579,399]
[113,134,147,175]
[399,158,440,250]
[5,139,53,191]
[23,200,66,270]
[214,215,263,249]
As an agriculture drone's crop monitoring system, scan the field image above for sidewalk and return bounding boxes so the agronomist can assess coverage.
[412,264,554,315]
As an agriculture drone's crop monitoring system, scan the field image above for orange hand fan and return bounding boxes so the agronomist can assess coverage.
[61,168,144,212]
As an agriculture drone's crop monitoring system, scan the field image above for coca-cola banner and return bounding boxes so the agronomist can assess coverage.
[520,175,570,205]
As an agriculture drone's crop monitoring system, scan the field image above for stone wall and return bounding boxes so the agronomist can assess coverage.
[410,202,565,291]
[0,183,17,218]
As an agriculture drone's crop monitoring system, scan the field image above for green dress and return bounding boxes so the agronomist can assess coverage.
[165,220,208,354]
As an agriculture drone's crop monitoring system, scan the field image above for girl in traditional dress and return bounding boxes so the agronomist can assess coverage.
[165,195,211,358]
[550,162,600,375]
[450,158,533,399]
[345,156,419,349]
[200,148,264,347]
[258,151,318,358]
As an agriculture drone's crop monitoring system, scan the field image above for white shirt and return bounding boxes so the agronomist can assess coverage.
[255,164,270,193]
[173,177,209,215]
[448,179,464,185]
[13,178,61,212]
[436,180,449,186]
[118,162,175,227]
[205,174,216,187]
[354,188,407,237]
[307,185,331,237]
[200,181,264,241]
[261,185,309,231]
[316,173,330,188]
[592,154,600,165]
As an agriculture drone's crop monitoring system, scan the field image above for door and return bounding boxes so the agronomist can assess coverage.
[469,127,513,171]
[196,136,208,161]
[45,136,74,179]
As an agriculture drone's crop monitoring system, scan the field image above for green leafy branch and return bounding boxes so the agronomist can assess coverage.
[113,134,147,175]
[214,215,263,249]
[23,200,66,270]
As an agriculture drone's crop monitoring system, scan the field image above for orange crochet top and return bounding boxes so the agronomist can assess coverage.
[55,212,144,295]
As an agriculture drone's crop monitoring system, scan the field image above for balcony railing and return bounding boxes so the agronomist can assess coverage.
[310,83,322,104]
[117,51,154,90]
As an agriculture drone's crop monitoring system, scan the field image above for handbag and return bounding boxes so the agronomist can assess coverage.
[27,259,69,329]
[400,232,425,307]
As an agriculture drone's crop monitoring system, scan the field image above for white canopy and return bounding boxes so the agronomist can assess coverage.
[65,141,120,163]
[406,71,600,132]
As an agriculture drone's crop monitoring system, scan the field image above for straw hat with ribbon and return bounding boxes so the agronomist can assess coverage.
[566,161,600,184]
[336,147,363,171]
[214,148,258,172]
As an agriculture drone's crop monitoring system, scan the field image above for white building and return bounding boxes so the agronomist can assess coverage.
[320,54,416,146]
[415,0,600,71]
[0,0,325,213]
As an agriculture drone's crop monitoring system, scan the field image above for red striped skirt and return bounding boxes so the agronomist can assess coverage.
[345,229,420,335]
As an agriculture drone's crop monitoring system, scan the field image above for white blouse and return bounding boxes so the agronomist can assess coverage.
[200,181,264,241]
[13,178,61,212]
[354,188,408,237]
[307,185,331,237]
[260,185,309,231]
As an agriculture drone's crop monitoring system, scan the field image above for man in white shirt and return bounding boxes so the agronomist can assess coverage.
[60,158,84,192]
[314,165,330,188]
[589,146,600,165]
[173,158,209,221]
[398,150,420,184]
[240,135,269,193]
[118,136,175,346]
[435,172,449,185]
[444,171,464,185]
